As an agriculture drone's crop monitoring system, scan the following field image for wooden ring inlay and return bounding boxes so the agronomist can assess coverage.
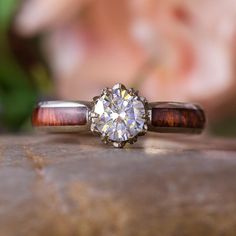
[32,106,88,127]
[150,102,206,132]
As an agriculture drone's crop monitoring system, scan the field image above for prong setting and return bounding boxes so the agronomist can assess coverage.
[128,88,139,96]
[128,136,138,144]
[101,134,109,144]
[93,96,100,102]
[102,88,110,95]
[90,83,149,148]
[89,111,99,119]
[113,142,126,148]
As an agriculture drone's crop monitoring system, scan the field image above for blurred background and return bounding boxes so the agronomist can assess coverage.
[0,0,236,136]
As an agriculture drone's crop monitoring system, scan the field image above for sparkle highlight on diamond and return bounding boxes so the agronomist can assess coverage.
[90,84,148,147]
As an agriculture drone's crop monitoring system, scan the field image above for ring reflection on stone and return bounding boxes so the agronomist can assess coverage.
[32,83,206,148]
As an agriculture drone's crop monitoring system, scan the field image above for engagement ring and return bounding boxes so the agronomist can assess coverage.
[32,83,206,148]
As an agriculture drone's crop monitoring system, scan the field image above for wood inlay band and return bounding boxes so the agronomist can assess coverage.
[150,102,206,133]
[32,106,88,127]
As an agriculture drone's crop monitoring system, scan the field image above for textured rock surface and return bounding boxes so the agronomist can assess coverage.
[0,133,236,236]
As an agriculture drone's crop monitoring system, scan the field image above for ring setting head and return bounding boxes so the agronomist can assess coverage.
[90,83,149,148]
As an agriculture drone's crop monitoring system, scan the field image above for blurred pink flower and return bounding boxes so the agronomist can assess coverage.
[15,0,236,120]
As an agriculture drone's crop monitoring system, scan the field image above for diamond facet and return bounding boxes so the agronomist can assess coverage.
[90,84,148,147]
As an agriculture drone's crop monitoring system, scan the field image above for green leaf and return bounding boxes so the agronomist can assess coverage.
[0,0,18,29]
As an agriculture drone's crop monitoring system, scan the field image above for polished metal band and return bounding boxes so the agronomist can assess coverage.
[32,101,205,134]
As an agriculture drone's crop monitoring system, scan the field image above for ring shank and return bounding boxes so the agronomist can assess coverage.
[32,101,206,134]
[149,102,206,134]
[32,101,92,132]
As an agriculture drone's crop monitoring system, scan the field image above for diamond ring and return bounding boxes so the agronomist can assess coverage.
[32,83,206,148]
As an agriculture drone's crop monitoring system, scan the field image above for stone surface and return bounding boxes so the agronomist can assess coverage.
[0,133,236,236]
